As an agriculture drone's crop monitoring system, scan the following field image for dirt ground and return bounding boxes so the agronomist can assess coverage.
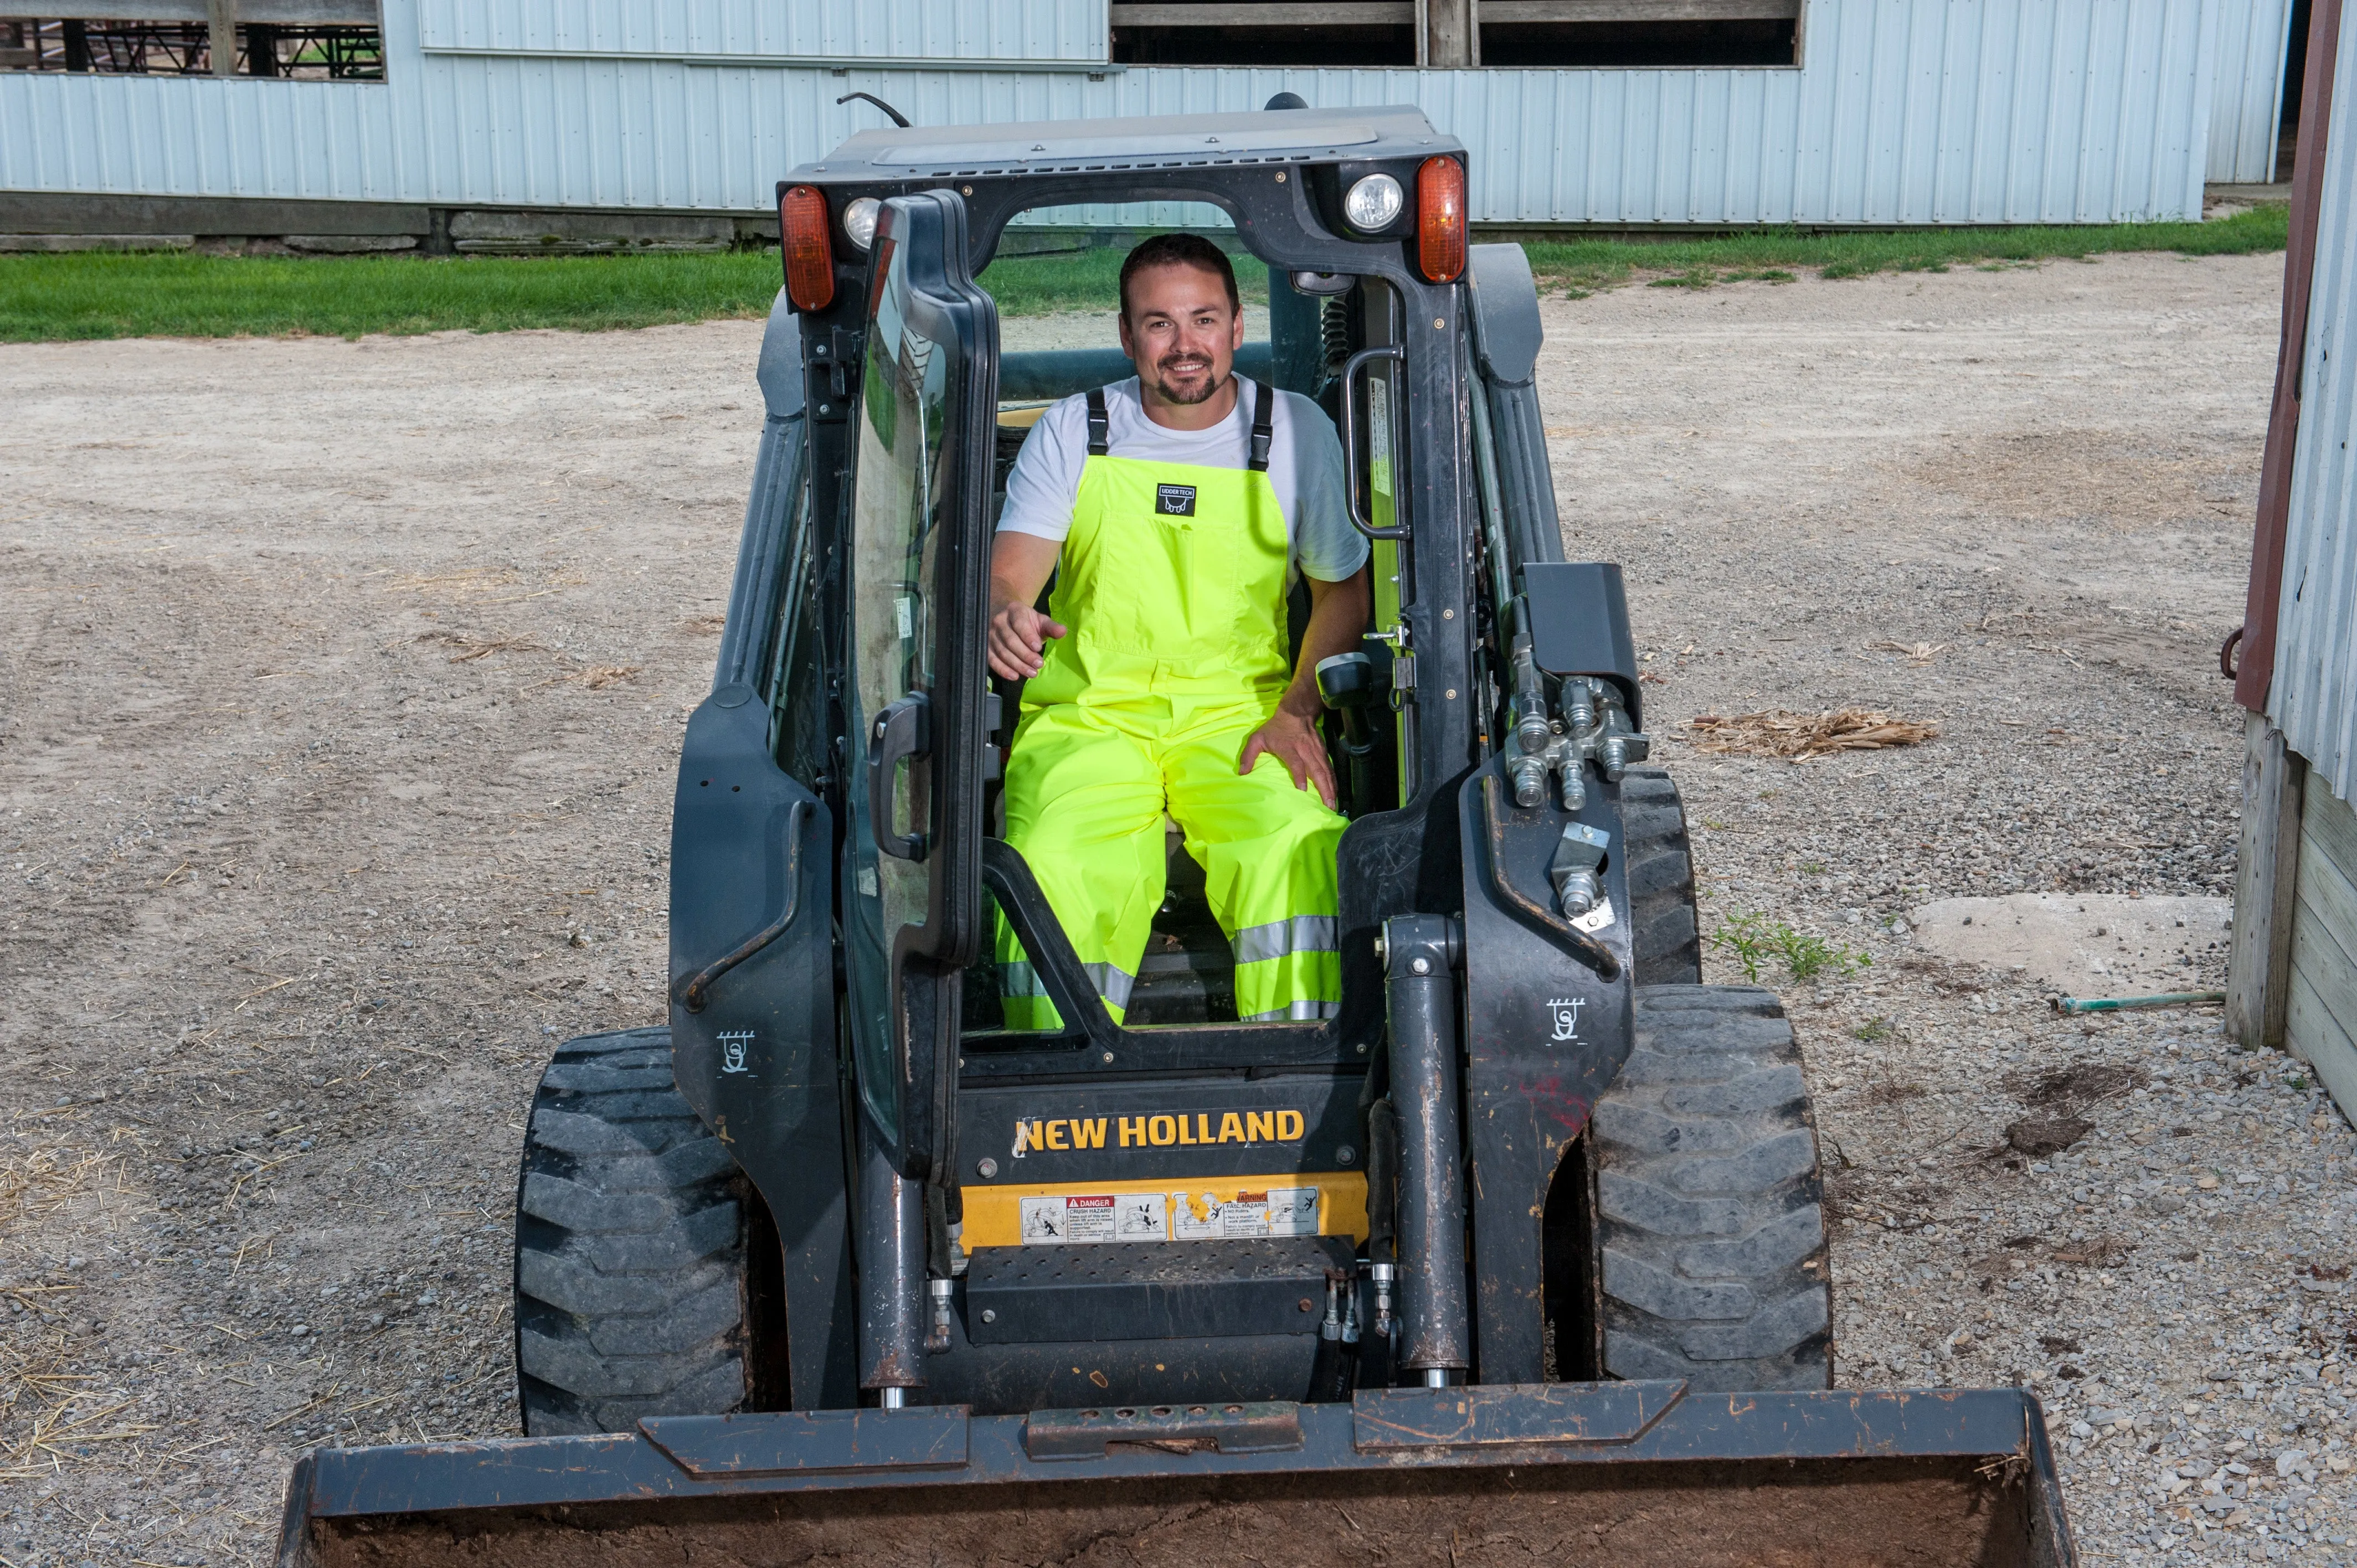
[0,248,2318,1567]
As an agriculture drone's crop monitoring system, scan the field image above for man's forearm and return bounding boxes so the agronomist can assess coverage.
[990,567,1032,618]
[986,530,1072,680]
[990,532,1063,613]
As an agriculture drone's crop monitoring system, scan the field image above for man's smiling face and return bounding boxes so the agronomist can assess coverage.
[1118,261,1245,409]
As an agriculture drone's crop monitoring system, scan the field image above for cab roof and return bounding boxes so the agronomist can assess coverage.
[795,105,1460,185]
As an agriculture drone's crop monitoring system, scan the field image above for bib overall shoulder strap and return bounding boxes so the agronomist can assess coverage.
[1085,387,1110,457]
[1247,378,1274,473]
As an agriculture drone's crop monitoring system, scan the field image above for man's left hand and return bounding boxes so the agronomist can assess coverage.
[1239,704,1337,809]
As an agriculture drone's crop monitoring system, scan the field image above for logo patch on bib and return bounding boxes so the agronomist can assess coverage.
[1155,483,1198,517]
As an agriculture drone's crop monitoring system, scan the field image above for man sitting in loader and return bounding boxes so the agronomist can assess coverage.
[986,234,1372,1028]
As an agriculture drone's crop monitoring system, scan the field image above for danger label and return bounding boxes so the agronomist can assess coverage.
[1171,1188,1319,1241]
[1020,1193,1167,1244]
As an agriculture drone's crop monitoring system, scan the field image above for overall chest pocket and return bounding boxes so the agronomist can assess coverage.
[1087,502,1242,656]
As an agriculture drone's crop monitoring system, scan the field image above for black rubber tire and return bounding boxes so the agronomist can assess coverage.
[512,1027,756,1435]
[1592,985,1833,1391]
[1619,765,1702,986]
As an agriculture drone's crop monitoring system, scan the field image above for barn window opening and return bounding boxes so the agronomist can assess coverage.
[1109,1,1802,69]
[1479,13,1798,69]
[0,6,384,78]
[1110,3,1416,68]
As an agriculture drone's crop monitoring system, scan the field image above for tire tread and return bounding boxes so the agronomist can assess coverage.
[1594,987,1833,1391]
[512,1026,753,1434]
[1619,766,1701,986]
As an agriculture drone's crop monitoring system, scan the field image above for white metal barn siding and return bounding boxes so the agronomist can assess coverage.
[2209,0,2295,181]
[409,0,1108,64]
[0,0,2230,224]
[2268,8,2357,806]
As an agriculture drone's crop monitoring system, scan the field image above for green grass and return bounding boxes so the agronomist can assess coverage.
[0,204,2288,342]
[0,243,1265,341]
[1526,204,2288,297]
[978,245,1268,319]
[0,248,792,342]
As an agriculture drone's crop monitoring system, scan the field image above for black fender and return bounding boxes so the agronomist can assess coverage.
[669,685,857,1411]
[1457,757,1636,1384]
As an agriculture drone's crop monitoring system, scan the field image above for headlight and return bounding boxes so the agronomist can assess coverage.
[841,196,882,251]
[1342,173,1404,233]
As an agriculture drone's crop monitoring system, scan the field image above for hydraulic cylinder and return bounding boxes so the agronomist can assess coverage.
[857,1131,925,1403]
[1383,914,1470,1384]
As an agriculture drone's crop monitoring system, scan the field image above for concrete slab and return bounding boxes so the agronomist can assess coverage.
[446,209,735,255]
[1907,893,2231,997]
[285,234,419,254]
[0,192,433,236]
[0,233,193,252]
[2204,181,2294,204]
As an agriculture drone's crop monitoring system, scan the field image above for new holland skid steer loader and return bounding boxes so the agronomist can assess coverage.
[277,101,2075,1567]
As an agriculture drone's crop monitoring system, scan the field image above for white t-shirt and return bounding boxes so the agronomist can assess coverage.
[996,375,1370,584]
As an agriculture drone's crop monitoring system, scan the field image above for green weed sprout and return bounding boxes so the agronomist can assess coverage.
[1710,909,1871,985]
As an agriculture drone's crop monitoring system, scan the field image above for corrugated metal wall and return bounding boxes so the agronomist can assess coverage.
[0,0,2231,224]
[2209,0,2294,181]
[2269,6,2357,804]
[413,0,1106,65]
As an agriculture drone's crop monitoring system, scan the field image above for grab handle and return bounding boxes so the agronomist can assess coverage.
[1340,345,1408,541]
[867,692,930,862]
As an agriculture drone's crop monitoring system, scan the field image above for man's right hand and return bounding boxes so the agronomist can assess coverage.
[989,600,1068,680]
[986,531,1069,680]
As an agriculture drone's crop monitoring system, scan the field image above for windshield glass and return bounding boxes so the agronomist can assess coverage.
[980,203,1264,355]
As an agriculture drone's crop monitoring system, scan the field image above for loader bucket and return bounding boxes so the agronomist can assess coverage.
[277,1384,2073,1567]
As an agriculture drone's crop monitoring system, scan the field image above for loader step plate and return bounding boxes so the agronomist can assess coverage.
[1024,1400,1303,1461]
[964,1236,1355,1343]
[639,1407,970,1478]
[1351,1380,1684,1449]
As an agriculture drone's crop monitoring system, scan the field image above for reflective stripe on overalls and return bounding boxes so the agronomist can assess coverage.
[996,380,1345,1029]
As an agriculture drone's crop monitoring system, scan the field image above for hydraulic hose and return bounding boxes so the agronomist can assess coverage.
[1465,342,1517,621]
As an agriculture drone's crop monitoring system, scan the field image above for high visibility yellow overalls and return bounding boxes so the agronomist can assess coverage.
[997,381,1345,1029]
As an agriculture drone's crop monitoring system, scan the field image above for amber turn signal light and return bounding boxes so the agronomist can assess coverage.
[1415,156,1465,285]
[780,185,835,312]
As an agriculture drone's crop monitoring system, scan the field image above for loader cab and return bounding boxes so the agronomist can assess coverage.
[802,153,1454,1401]
[790,117,1483,1149]
[670,105,1617,1414]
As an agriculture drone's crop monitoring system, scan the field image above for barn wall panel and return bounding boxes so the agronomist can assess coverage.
[0,0,2222,224]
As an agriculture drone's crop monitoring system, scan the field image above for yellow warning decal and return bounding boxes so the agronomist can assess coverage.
[960,1173,1367,1252]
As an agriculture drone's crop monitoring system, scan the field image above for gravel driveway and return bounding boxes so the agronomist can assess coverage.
[0,248,2320,1567]
[1557,251,2345,1566]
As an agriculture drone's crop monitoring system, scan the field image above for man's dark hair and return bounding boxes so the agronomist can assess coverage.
[1118,233,1241,321]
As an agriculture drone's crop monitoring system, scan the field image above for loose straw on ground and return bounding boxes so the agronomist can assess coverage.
[1688,707,1939,762]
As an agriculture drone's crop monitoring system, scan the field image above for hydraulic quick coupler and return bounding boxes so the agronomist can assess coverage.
[1506,648,1651,816]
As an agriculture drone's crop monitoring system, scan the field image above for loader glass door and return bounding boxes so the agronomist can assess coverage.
[841,191,996,1179]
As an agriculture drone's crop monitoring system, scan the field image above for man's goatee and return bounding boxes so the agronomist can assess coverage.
[1156,357,1220,405]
